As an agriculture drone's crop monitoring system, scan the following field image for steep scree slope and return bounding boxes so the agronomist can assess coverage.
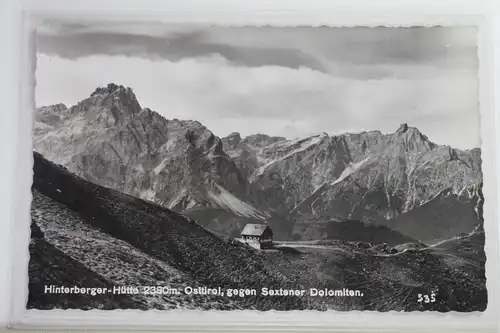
[28,219,148,310]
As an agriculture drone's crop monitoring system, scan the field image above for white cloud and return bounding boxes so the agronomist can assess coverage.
[35,52,480,149]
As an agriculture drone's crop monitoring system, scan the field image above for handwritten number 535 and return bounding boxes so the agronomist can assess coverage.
[417,293,436,303]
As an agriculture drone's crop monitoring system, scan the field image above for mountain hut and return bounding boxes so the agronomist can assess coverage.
[240,223,273,249]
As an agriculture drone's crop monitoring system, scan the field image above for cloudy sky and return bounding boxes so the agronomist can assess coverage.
[35,21,480,149]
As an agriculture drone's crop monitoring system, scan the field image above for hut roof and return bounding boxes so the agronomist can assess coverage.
[241,223,271,237]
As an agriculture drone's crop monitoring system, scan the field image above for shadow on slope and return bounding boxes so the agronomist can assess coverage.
[28,220,147,310]
[184,207,297,241]
[293,219,418,246]
[375,190,482,243]
[182,207,259,238]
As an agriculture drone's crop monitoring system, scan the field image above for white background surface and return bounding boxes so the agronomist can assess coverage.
[0,0,499,331]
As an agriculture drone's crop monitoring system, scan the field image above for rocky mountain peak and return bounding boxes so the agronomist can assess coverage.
[228,132,241,138]
[90,83,129,97]
[394,123,427,138]
[223,132,242,149]
[397,123,409,133]
[35,103,69,126]
[90,83,139,107]
[69,83,142,126]
[50,103,67,112]
[36,103,68,113]
[184,124,225,156]
[391,123,435,152]
[242,133,287,148]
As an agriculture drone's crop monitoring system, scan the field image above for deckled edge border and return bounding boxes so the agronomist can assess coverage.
[4,4,500,332]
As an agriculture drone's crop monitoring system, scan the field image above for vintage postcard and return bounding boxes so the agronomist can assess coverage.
[28,21,487,313]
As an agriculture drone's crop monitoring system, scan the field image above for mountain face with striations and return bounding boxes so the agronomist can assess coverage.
[34,84,483,242]
[224,123,482,223]
[34,84,265,222]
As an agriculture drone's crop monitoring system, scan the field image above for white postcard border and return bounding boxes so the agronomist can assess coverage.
[1,0,499,331]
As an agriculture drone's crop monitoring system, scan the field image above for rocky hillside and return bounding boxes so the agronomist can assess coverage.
[34,83,482,242]
[28,219,149,310]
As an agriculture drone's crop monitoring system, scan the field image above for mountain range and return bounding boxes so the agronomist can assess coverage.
[33,83,483,243]
[29,83,487,312]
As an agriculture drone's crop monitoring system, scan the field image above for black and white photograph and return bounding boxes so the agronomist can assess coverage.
[28,21,487,312]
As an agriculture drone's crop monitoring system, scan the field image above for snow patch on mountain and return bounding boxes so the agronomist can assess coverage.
[331,158,370,186]
[251,134,326,181]
[153,141,176,175]
[167,189,189,210]
[290,158,370,215]
[207,184,266,219]
[140,188,157,202]
[277,132,327,151]
[153,157,170,175]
